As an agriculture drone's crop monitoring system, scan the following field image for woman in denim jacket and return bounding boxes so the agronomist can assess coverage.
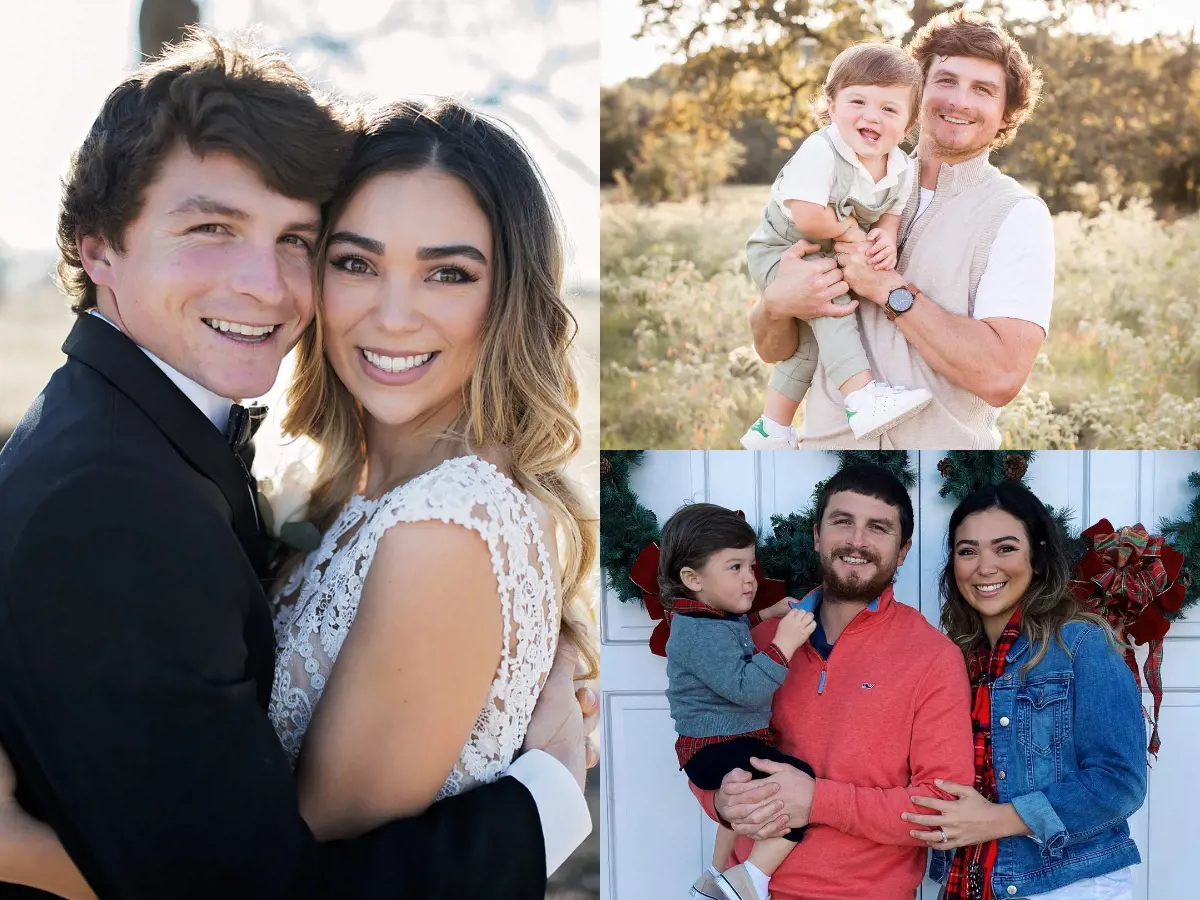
[904,482,1147,900]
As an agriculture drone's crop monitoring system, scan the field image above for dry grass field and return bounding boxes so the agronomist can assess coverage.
[601,184,1200,449]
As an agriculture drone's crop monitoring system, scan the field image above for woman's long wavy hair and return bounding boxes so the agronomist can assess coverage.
[281,98,598,679]
[939,481,1114,677]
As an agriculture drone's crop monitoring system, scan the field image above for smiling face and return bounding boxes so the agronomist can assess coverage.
[814,490,910,602]
[80,144,320,400]
[952,506,1034,640]
[919,55,1009,160]
[319,167,492,432]
[828,83,915,160]
[682,546,759,615]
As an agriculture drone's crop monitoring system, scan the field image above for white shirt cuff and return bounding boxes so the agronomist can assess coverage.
[506,749,591,876]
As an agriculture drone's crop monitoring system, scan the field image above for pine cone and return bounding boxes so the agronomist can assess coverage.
[1003,453,1028,480]
[599,456,612,478]
[937,457,953,479]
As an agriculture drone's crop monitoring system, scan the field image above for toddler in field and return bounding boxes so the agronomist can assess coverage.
[742,42,932,448]
[660,503,816,900]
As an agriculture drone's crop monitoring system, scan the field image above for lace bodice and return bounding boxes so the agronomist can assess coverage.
[267,455,559,801]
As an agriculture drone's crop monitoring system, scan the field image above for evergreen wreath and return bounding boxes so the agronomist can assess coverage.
[1159,468,1200,618]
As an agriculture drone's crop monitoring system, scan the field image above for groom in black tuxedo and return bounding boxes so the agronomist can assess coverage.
[0,30,590,899]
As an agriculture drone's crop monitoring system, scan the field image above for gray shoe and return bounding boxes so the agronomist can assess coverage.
[715,864,769,900]
[690,870,723,899]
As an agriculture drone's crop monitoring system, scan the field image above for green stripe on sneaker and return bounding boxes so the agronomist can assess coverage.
[751,418,769,438]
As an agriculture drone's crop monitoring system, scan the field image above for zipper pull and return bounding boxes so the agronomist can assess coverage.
[818,667,827,694]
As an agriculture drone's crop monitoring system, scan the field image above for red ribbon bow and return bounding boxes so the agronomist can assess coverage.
[1068,519,1186,755]
[628,511,788,657]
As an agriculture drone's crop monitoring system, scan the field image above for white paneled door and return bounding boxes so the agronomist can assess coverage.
[600,450,1200,900]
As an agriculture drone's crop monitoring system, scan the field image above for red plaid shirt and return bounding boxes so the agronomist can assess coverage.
[944,609,1024,900]
[667,597,789,768]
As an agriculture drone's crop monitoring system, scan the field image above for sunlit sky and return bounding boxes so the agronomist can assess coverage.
[602,0,1200,86]
[0,0,599,288]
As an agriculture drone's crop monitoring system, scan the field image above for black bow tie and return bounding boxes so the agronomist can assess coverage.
[225,403,268,454]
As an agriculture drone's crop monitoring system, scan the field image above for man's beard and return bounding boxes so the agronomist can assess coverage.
[819,545,898,602]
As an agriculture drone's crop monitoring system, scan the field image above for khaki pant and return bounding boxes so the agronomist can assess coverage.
[748,237,870,403]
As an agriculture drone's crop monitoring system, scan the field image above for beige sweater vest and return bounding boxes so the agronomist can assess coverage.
[799,151,1040,449]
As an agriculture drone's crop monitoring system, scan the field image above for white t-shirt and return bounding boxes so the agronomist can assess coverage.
[913,186,1055,335]
[772,123,912,220]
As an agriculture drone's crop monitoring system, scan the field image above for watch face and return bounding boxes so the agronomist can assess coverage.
[887,287,915,313]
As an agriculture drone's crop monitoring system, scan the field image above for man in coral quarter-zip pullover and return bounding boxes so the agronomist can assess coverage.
[691,465,973,900]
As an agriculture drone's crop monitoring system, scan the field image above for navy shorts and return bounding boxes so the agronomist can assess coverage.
[683,736,813,842]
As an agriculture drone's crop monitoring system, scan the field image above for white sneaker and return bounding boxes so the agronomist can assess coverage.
[740,416,798,450]
[690,869,724,899]
[844,381,932,441]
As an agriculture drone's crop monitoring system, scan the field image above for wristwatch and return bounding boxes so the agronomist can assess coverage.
[884,283,919,322]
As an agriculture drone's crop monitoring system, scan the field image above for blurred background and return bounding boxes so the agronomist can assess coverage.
[601,0,1200,450]
[0,1,599,896]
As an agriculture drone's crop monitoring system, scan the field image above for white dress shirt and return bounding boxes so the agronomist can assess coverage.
[85,309,591,874]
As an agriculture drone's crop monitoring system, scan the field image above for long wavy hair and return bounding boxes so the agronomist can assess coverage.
[281,98,597,678]
[939,481,1113,677]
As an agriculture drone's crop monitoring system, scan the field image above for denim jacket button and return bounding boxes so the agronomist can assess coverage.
[1006,887,1017,896]
[999,716,1010,726]
[998,770,1006,780]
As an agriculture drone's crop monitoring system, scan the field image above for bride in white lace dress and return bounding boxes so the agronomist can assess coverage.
[258,98,597,840]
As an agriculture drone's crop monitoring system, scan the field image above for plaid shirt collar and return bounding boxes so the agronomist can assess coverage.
[667,597,740,620]
[966,607,1024,685]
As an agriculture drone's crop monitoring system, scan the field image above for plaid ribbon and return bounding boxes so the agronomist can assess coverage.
[1069,521,1186,756]
[944,609,1023,900]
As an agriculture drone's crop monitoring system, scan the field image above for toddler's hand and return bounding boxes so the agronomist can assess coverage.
[759,596,800,621]
[866,228,898,270]
[774,607,817,656]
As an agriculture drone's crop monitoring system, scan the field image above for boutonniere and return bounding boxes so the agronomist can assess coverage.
[256,459,322,565]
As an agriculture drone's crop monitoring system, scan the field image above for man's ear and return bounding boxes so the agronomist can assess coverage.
[896,538,913,567]
[78,235,116,289]
[812,522,821,554]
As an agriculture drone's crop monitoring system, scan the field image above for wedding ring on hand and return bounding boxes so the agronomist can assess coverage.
[939,829,948,843]
[837,252,848,266]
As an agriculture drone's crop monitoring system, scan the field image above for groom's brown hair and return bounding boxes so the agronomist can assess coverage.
[56,27,353,313]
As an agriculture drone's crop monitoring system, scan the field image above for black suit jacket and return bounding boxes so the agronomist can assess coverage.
[0,314,546,898]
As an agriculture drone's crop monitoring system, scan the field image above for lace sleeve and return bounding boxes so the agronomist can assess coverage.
[359,456,561,798]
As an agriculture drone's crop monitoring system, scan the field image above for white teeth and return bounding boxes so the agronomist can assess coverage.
[975,583,1007,594]
[204,318,276,337]
[362,349,434,374]
[942,116,971,124]
[841,556,868,564]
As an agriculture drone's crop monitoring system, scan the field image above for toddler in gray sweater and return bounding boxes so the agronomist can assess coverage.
[660,503,816,900]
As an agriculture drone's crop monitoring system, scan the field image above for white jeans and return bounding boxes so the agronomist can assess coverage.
[1021,868,1134,900]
